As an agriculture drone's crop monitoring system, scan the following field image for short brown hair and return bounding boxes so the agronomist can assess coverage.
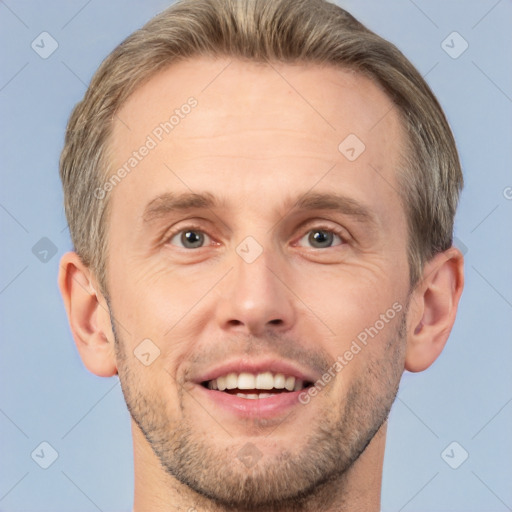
[60,0,463,292]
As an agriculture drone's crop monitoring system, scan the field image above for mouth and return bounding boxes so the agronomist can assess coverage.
[194,360,318,419]
[201,371,314,399]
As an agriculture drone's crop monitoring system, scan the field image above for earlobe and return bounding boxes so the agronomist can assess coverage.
[405,247,464,372]
[58,252,118,377]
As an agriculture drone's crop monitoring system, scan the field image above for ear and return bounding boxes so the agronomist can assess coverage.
[58,252,117,377]
[405,247,464,372]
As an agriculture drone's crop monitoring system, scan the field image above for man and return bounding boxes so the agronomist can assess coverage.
[58,0,464,510]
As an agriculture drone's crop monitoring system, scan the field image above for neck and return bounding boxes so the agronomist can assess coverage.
[132,421,387,512]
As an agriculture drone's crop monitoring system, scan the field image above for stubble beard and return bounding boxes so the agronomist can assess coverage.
[111,307,407,512]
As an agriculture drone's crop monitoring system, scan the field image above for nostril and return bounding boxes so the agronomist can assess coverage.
[268,319,283,325]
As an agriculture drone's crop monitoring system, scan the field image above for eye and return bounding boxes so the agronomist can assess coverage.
[169,228,211,249]
[297,228,344,249]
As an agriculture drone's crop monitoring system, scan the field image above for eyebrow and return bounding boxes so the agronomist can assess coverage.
[291,192,377,226]
[142,190,378,228]
[142,191,222,223]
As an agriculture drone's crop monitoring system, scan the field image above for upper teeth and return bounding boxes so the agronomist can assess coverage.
[207,372,304,392]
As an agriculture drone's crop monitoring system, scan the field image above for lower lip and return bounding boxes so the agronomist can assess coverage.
[195,384,308,419]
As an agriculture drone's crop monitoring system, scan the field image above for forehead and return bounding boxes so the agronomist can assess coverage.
[112,57,401,144]
[107,57,405,226]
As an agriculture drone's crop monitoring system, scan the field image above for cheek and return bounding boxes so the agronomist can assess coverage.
[290,260,408,396]
[119,354,182,424]
[292,260,404,343]
[108,257,190,329]
[113,310,187,418]
[319,306,406,406]
[109,261,219,375]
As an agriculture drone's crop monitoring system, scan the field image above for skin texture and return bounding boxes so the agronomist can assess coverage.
[59,58,464,512]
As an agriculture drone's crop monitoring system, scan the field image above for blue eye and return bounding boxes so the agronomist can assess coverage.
[297,229,343,248]
[169,229,211,249]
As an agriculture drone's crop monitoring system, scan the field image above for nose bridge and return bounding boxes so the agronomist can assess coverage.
[215,238,295,335]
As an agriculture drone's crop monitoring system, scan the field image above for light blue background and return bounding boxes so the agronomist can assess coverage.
[1,1,511,511]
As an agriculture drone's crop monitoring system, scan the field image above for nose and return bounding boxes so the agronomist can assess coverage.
[215,246,296,337]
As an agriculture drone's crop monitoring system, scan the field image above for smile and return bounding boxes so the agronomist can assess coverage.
[202,371,312,399]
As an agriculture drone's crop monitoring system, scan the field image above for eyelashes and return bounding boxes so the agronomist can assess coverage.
[165,224,348,250]
[295,226,346,249]
[168,226,214,249]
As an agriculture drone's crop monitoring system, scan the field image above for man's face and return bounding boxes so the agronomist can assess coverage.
[105,58,411,508]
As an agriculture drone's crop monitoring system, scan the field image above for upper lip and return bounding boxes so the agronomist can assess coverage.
[194,358,319,385]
